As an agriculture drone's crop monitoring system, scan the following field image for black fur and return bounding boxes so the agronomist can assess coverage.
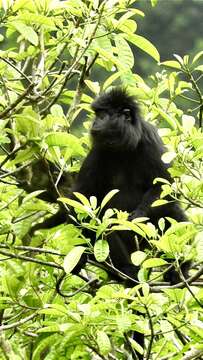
[72,88,187,276]
[31,88,189,359]
[33,88,187,277]
[70,88,189,359]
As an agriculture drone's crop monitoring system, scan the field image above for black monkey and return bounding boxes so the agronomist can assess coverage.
[30,88,188,359]
[70,88,187,278]
[32,87,187,278]
[69,88,189,359]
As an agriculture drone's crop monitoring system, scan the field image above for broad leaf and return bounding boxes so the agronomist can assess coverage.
[63,246,86,273]
[94,239,109,262]
[125,34,160,62]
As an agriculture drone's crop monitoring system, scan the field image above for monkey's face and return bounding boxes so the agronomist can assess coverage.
[90,89,142,150]
[90,108,135,149]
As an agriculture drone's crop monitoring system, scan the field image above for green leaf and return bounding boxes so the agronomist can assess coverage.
[90,196,97,210]
[15,108,41,137]
[142,258,168,268]
[173,54,184,65]
[155,107,180,129]
[96,330,111,355]
[151,199,168,207]
[192,50,203,64]
[59,197,92,215]
[32,335,58,360]
[18,12,57,29]
[103,72,121,90]
[38,309,65,316]
[129,338,144,356]
[151,0,158,6]
[73,192,90,207]
[100,189,119,209]
[160,320,174,341]
[115,35,134,69]
[22,191,45,203]
[84,80,100,94]
[63,246,86,273]
[50,104,64,118]
[161,60,181,69]
[94,46,125,70]
[182,115,196,132]
[131,251,147,266]
[195,65,203,72]
[94,239,109,262]
[195,232,203,262]
[45,133,85,156]
[142,283,150,297]
[161,151,177,164]
[158,218,165,232]
[118,19,137,34]
[125,34,160,62]
[12,22,38,46]
[37,325,60,333]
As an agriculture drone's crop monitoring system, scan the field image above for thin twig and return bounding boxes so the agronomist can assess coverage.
[0,313,37,331]
[0,161,33,179]
[0,143,27,168]
[0,243,64,257]
[40,3,105,116]
[0,83,35,119]
[0,249,63,269]
[145,305,154,360]
[0,57,31,84]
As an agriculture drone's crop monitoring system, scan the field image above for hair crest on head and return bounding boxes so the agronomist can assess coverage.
[91,87,138,112]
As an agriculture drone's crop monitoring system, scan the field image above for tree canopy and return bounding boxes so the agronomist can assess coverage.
[0,1,202,359]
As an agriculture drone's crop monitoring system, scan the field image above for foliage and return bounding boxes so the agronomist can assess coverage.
[0,0,202,359]
[135,0,203,77]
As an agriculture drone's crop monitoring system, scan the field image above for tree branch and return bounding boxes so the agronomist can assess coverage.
[0,313,37,331]
[0,249,63,270]
[0,83,35,119]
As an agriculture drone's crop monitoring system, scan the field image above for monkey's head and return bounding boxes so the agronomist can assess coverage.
[90,88,142,150]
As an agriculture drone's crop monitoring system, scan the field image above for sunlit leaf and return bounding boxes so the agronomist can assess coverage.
[45,133,85,156]
[96,330,111,355]
[194,65,203,72]
[125,34,160,62]
[100,189,119,209]
[115,35,134,69]
[161,60,181,69]
[192,50,203,64]
[12,22,38,46]
[63,246,86,273]
[73,192,90,207]
[142,258,168,268]
[94,239,109,262]
[162,151,177,164]
[131,251,147,266]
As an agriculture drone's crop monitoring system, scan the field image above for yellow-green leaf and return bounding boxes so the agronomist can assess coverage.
[131,251,147,266]
[63,246,86,273]
[96,330,111,355]
[100,189,119,209]
[94,239,109,262]
[142,258,168,268]
[125,34,160,62]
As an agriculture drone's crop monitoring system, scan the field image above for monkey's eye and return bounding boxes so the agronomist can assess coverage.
[122,108,131,121]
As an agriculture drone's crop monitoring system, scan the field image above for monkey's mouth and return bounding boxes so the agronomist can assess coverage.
[101,137,119,148]
[91,132,119,148]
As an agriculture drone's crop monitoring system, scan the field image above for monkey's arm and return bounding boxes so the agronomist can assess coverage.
[128,183,162,220]
[72,150,102,198]
[30,207,67,235]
